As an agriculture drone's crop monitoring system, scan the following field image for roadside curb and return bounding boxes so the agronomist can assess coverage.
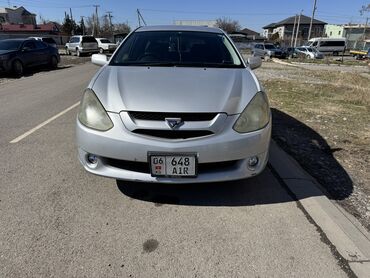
[271,58,300,67]
[269,140,370,278]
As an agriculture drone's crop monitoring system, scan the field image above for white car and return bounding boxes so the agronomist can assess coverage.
[295,47,324,59]
[76,26,270,183]
[96,38,117,53]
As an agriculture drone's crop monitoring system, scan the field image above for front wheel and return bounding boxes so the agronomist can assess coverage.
[99,48,104,54]
[12,60,24,77]
[76,49,81,57]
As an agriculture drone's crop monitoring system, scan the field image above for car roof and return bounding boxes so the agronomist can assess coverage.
[136,25,223,34]
[1,38,31,42]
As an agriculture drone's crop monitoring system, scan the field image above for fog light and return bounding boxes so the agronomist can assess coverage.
[87,153,98,164]
[248,156,259,168]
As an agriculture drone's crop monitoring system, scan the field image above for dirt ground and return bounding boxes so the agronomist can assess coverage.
[254,61,370,230]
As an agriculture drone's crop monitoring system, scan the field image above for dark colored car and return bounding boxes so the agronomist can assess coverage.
[281,47,297,58]
[0,38,60,76]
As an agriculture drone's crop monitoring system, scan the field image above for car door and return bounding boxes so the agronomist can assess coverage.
[34,41,50,65]
[20,41,38,66]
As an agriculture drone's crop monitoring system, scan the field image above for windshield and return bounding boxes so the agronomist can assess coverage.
[264,44,276,50]
[0,40,22,51]
[100,39,111,43]
[111,31,243,68]
[42,38,56,44]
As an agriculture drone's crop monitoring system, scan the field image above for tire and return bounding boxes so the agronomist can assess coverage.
[333,51,338,56]
[12,60,24,77]
[99,48,104,54]
[76,48,81,57]
[49,56,58,69]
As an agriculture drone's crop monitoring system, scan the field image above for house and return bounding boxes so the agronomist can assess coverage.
[343,24,370,49]
[325,24,344,38]
[0,22,61,34]
[0,6,36,25]
[263,15,326,45]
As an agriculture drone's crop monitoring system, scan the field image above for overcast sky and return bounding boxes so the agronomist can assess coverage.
[2,0,369,32]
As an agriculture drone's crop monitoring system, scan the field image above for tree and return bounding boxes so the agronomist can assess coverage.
[360,4,370,15]
[114,22,131,34]
[61,15,77,35]
[215,17,241,33]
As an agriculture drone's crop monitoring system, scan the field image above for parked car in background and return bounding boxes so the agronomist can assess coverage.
[29,37,57,48]
[307,37,346,56]
[77,25,270,183]
[0,38,60,76]
[96,38,117,53]
[252,43,284,59]
[295,46,324,59]
[281,47,297,58]
[65,36,99,56]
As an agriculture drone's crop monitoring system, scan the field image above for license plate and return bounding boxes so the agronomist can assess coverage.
[149,153,197,177]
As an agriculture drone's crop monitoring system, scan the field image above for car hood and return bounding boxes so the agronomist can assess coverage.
[0,50,16,55]
[91,66,260,114]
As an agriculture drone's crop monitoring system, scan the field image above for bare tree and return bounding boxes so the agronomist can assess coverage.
[360,4,370,15]
[114,22,131,34]
[215,17,241,33]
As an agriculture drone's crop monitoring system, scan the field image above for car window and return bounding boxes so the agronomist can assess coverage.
[111,31,243,68]
[35,41,48,49]
[0,40,23,50]
[23,41,37,50]
[82,37,97,43]
[100,39,111,43]
[264,44,276,50]
[42,38,56,44]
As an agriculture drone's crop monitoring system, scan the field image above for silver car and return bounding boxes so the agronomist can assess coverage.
[76,25,271,183]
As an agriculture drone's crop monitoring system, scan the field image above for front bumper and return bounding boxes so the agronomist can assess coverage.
[76,113,271,183]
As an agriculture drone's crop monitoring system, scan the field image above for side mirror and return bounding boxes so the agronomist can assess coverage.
[91,54,108,66]
[247,56,262,70]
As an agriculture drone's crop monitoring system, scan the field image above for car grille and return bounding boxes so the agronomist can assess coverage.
[105,158,239,174]
[132,129,213,139]
[129,111,217,122]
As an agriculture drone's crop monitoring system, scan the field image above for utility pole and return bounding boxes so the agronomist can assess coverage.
[362,17,369,48]
[308,0,318,40]
[291,15,297,47]
[137,9,147,27]
[93,5,100,36]
[294,11,303,47]
[106,11,113,35]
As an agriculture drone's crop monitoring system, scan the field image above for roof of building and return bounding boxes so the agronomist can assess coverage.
[238,27,259,36]
[0,6,35,14]
[0,22,60,32]
[263,15,326,29]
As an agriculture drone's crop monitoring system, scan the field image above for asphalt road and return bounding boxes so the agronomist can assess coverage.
[0,64,349,277]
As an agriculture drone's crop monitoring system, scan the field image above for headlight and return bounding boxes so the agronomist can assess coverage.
[78,89,113,131]
[233,91,270,133]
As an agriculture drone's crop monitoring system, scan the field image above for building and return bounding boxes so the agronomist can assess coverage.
[174,20,217,27]
[263,15,326,46]
[343,24,370,49]
[0,6,36,25]
[325,24,344,38]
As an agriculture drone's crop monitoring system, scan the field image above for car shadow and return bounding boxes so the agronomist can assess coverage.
[116,108,353,206]
[271,108,353,200]
[116,168,296,206]
[0,65,71,79]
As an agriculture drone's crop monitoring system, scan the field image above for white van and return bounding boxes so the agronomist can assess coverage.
[307,38,347,55]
